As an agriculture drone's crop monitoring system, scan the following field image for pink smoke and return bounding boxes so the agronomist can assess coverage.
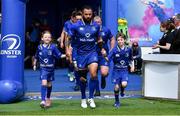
[129,7,159,41]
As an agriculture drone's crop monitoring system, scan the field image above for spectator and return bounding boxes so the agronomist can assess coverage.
[132,42,142,74]
[170,13,180,54]
[152,20,175,54]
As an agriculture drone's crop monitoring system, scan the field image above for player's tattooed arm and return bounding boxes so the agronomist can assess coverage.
[110,36,116,51]
[98,37,108,61]
[65,35,72,63]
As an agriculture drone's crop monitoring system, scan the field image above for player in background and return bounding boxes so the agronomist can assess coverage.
[93,16,116,96]
[58,11,82,82]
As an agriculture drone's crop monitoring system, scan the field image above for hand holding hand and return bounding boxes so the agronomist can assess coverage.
[33,65,36,71]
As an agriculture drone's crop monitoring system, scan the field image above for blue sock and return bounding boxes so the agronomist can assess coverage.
[95,79,100,92]
[114,90,119,102]
[80,81,86,99]
[41,85,47,101]
[89,79,96,99]
[47,86,52,99]
[75,71,80,86]
[68,64,74,73]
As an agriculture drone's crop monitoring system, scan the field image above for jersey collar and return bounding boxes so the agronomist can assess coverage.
[81,19,93,26]
[117,45,125,52]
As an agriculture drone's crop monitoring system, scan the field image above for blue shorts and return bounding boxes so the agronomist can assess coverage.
[98,55,109,66]
[40,69,54,81]
[112,69,128,84]
[72,47,77,61]
[77,52,98,69]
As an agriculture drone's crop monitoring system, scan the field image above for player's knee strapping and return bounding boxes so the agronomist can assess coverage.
[78,70,88,82]
[114,89,119,95]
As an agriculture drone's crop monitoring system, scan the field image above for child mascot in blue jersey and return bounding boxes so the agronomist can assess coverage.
[33,30,65,108]
[104,32,134,108]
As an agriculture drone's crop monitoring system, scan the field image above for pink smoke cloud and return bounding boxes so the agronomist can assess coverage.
[129,7,159,41]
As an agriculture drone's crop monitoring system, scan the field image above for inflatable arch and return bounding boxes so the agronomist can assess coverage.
[0,0,26,103]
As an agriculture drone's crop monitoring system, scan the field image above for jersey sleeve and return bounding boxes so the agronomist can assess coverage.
[52,44,62,59]
[107,28,114,40]
[68,23,76,38]
[97,25,101,38]
[34,45,40,60]
[63,21,69,33]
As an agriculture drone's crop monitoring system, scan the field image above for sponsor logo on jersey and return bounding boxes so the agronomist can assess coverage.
[120,60,125,65]
[43,58,49,64]
[85,33,91,38]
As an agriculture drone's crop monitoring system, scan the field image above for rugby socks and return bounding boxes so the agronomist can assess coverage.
[114,90,119,102]
[89,79,97,98]
[75,71,80,86]
[95,79,100,92]
[80,81,86,99]
[41,85,47,101]
[47,86,52,99]
[120,85,125,97]
[68,63,74,73]
[101,75,108,89]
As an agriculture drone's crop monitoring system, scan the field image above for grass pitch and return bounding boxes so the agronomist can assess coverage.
[0,98,180,115]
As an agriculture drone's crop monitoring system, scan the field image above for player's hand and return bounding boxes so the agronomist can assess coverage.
[130,66,135,72]
[33,65,36,71]
[73,61,78,71]
[61,54,66,58]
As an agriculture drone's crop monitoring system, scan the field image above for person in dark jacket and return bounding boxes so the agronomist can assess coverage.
[170,14,180,54]
[152,20,175,54]
[132,42,142,74]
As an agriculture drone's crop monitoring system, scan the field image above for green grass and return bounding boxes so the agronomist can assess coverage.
[0,98,180,115]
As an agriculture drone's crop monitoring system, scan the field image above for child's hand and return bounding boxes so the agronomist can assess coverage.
[73,61,78,71]
[33,65,36,71]
[130,66,135,72]
[61,54,66,58]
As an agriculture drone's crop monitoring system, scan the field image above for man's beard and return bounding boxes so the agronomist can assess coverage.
[83,17,91,24]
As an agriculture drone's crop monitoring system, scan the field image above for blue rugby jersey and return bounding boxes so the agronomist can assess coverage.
[35,43,62,71]
[69,20,100,55]
[108,45,133,70]
[64,20,73,33]
[97,26,113,55]
[63,20,78,48]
